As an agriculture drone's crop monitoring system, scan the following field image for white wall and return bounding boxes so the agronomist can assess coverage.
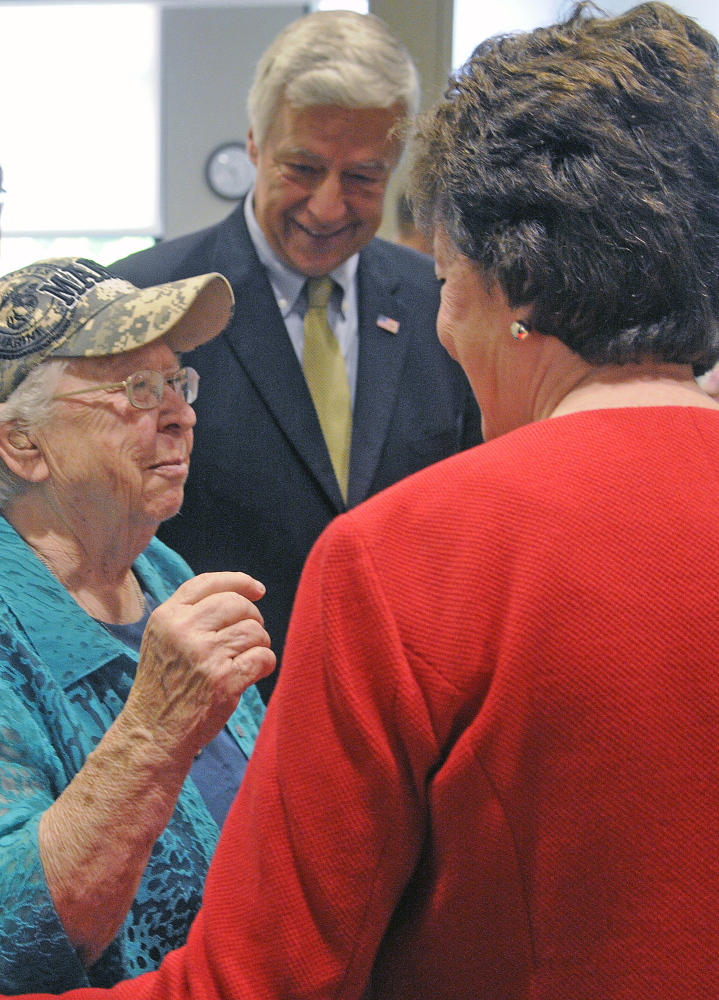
[162,3,304,239]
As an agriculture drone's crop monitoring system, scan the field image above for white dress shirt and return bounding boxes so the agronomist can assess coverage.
[244,190,360,405]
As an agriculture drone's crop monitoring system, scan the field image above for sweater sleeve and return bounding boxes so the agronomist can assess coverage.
[0,625,89,993]
[134,511,443,1000]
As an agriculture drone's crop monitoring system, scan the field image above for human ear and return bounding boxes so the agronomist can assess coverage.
[0,422,50,483]
[247,130,259,167]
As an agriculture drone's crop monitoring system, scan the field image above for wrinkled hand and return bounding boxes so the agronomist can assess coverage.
[121,572,275,761]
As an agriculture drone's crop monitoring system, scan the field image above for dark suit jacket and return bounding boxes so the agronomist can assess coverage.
[112,201,481,699]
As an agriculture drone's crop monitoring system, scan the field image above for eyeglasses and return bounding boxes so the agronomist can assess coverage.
[52,367,200,409]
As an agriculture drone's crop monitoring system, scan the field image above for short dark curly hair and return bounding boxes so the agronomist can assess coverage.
[409,2,719,367]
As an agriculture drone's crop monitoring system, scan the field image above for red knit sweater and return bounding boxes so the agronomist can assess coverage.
[10,406,719,999]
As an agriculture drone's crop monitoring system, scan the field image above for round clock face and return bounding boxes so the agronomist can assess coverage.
[206,142,256,200]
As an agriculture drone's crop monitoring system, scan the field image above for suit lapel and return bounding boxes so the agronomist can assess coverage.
[349,243,410,507]
[215,207,345,511]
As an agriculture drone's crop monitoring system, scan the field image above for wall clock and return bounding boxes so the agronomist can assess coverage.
[205,142,255,200]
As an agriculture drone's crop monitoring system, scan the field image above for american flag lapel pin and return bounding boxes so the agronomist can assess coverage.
[377,315,400,334]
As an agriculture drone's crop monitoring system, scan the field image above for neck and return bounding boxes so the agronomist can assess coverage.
[482,342,719,442]
[4,494,150,625]
[546,362,719,420]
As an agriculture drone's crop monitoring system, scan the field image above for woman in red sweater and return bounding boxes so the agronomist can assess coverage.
[7,2,719,999]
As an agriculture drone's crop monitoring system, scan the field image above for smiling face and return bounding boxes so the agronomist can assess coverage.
[36,340,196,538]
[248,101,404,276]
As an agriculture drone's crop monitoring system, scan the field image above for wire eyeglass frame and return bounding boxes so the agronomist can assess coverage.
[52,367,200,409]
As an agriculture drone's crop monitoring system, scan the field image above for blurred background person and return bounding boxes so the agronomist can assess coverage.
[696,358,719,395]
[0,258,272,992]
[394,190,433,254]
[111,11,481,702]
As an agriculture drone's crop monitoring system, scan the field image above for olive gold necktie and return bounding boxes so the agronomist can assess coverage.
[302,276,352,501]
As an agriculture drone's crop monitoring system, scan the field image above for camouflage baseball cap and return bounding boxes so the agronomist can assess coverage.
[0,257,234,402]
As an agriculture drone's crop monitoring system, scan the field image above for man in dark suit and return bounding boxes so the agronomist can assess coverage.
[113,10,481,700]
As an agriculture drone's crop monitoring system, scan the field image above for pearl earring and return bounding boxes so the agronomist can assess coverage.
[510,321,531,341]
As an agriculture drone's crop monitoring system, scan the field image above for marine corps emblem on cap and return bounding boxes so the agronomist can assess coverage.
[0,257,235,403]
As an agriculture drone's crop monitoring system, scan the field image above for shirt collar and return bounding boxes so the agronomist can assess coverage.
[244,188,359,318]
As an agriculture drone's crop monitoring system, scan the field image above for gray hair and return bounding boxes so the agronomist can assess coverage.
[0,360,66,510]
[247,11,420,147]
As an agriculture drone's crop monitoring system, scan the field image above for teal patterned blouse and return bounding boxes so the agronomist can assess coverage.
[0,516,265,992]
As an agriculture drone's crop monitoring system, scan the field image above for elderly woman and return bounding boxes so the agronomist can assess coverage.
[0,258,273,993]
[6,3,719,1000]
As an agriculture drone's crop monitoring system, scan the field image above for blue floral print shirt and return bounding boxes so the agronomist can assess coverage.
[0,516,264,992]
